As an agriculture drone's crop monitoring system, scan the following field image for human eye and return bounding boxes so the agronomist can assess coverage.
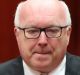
[25,28,39,34]
[47,27,60,33]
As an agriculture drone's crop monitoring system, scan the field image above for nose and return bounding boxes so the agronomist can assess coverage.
[37,32,48,47]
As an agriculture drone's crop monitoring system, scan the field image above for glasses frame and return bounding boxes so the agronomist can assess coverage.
[16,25,69,39]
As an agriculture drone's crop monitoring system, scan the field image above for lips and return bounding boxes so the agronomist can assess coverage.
[32,46,53,56]
[32,52,51,59]
[32,52,51,62]
[33,49,52,54]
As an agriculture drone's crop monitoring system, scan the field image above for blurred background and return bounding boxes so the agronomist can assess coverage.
[0,0,80,63]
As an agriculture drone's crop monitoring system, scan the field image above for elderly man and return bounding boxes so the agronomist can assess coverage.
[0,0,80,75]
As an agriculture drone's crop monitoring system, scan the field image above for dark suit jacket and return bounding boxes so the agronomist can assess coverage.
[0,53,80,75]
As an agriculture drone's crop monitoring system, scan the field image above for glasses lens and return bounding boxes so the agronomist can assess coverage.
[46,27,61,38]
[25,28,40,38]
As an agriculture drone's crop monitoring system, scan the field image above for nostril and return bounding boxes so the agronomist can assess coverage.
[38,43,47,48]
[39,43,47,46]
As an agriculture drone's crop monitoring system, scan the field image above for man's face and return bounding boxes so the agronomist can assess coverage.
[15,0,71,72]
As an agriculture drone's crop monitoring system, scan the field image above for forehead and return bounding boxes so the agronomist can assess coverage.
[19,0,66,27]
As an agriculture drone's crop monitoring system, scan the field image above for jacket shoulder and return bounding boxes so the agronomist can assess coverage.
[66,53,80,75]
[0,57,23,75]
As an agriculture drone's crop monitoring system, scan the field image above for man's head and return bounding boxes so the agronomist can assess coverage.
[14,0,71,72]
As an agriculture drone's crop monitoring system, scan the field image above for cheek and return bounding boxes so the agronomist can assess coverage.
[49,38,68,53]
[49,38,62,48]
[17,38,37,61]
[48,39,67,66]
[22,39,37,51]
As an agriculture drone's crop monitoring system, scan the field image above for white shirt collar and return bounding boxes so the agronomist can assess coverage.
[23,55,66,75]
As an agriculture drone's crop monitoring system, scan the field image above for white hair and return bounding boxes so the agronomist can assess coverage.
[60,1,72,26]
[14,0,72,27]
[14,1,25,27]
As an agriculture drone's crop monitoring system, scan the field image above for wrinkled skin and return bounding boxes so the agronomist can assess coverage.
[14,0,71,73]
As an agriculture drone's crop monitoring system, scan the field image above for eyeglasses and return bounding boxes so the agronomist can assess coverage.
[16,26,69,39]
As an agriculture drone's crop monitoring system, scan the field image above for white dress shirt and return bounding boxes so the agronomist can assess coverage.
[23,55,66,75]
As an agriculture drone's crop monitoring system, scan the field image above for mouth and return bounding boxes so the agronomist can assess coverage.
[33,51,52,57]
[33,48,52,54]
[33,51,52,55]
[32,52,51,62]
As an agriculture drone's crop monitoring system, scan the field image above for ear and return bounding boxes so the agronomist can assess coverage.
[14,27,20,37]
[67,25,72,39]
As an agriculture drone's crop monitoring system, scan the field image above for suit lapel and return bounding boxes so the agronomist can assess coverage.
[65,53,78,75]
[11,57,24,75]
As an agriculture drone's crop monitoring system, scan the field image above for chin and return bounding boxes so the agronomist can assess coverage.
[29,60,52,72]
